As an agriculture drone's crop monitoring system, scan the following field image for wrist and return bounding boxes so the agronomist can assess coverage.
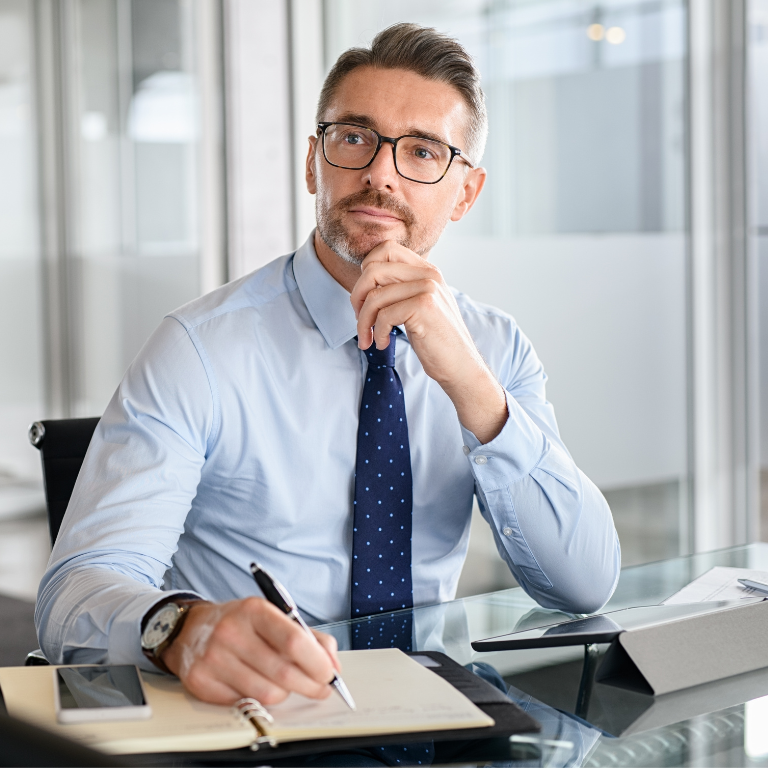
[444,365,508,445]
[141,598,207,674]
[159,601,211,676]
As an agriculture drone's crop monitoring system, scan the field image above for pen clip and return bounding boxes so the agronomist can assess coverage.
[271,577,298,612]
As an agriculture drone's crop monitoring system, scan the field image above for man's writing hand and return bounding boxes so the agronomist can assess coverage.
[161,599,340,706]
[349,241,507,444]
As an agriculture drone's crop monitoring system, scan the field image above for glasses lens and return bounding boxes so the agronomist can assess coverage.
[323,124,378,169]
[396,137,452,182]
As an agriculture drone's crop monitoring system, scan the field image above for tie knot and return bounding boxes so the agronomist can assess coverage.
[365,330,397,368]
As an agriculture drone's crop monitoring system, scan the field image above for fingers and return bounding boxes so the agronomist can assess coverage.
[250,601,337,684]
[181,668,243,706]
[313,629,341,672]
[209,604,333,701]
[350,260,440,318]
[164,597,338,706]
[362,240,423,268]
[349,241,450,350]
[184,649,290,706]
[357,279,446,349]
[366,295,445,350]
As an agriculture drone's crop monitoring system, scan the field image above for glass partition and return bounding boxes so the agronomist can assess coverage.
[66,0,203,417]
[752,0,768,540]
[0,0,45,518]
[324,0,690,578]
[0,0,220,526]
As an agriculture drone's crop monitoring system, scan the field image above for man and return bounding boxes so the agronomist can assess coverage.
[36,23,620,707]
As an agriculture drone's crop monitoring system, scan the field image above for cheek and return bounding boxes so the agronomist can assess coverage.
[315,166,339,211]
[412,189,460,230]
[316,165,356,208]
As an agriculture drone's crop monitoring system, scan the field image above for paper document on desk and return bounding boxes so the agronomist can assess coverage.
[0,649,493,754]
[663,566,768,604]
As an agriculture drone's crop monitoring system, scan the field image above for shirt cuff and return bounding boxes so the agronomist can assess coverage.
[460,388,545,491]
[107,589,205,672]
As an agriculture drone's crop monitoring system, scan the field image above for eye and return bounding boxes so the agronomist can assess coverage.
[411,144,438,161]
[338,129,374,147]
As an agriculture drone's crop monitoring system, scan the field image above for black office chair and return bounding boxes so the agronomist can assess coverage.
[25,417,99,666]
[29,417,100,546]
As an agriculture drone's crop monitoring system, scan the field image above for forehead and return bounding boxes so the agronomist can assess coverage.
[324,66,470,147]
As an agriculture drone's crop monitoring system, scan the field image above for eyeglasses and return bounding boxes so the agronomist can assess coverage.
[317,122,473,185]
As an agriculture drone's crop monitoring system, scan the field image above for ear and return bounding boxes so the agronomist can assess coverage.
[306,135,318,195]
[450,166,486,222]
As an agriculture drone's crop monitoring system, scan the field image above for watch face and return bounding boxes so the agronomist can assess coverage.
[142,603,181,650]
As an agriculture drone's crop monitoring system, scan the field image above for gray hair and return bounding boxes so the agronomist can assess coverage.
[316,23,488,164]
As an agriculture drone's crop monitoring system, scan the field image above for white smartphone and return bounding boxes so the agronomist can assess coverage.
[54,665,152,724]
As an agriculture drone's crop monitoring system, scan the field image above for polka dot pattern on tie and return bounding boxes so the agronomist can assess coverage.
[351,329,414,620]
[351,611,413,652]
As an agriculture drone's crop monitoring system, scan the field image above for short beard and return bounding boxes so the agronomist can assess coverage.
[316,189,425,265]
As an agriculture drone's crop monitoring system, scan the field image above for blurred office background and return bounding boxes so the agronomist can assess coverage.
[0,0,766,600]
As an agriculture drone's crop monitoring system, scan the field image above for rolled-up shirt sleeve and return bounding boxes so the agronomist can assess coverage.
[461,324,621,615]
[35,316,215,668]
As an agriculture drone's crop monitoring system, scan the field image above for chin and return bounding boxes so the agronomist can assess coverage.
[352,219,408,245]
[348,232,390,255]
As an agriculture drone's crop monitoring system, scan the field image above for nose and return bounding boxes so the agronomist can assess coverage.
[363,140,400,192]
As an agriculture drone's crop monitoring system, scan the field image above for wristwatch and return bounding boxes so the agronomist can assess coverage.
[141,598,201,674]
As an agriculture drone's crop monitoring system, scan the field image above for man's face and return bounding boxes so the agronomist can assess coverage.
[307,66,483,264]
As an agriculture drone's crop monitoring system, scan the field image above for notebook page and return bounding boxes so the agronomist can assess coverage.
[663,567,768,604]
[265,648,494,742]
[0,666,254,754]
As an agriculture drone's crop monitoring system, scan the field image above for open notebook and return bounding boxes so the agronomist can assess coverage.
[0,649,494,755]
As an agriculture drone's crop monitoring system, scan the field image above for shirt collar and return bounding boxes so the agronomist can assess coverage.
[293,231,357,350]
[293,230,410,350]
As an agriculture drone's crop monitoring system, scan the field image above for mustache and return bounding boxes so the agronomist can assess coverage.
[334,189,416,228]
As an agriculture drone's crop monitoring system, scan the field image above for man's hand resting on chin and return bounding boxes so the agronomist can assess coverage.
[160,599,340,706]
[350,240,508,445]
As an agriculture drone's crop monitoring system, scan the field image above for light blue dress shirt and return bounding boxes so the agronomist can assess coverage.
[36,233,620,669]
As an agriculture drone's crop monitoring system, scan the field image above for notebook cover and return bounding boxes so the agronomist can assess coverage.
[126,651,540,765]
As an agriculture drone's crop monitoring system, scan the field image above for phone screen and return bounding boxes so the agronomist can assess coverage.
[56,665,146,710]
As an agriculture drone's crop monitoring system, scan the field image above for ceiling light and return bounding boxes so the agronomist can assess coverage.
[587,23,604,41]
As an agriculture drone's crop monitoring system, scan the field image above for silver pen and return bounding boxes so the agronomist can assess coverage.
[250,562,356,710]
[738,578,768,596]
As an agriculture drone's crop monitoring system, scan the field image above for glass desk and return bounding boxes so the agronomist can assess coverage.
[316,543,768,768]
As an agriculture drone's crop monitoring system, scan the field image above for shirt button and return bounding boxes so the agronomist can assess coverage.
[502,527,513,537]
[475,455,487,465]
[462,445,470,456]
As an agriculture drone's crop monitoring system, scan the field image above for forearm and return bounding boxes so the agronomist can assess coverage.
[443,358,508,445]
[465,390,621,614]
[33,315,215,666]
[35,565,202,668]
[480,464,619,613]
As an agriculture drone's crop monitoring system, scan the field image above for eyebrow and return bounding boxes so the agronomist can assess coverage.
[331,112,451,146]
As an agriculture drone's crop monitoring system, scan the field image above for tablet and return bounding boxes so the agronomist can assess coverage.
[471,599,762,652]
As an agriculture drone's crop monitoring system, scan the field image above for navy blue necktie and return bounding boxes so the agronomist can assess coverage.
[351,330,413,629]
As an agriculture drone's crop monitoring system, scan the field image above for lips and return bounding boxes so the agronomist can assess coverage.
[347,206,403,222]
[333,189,416,229]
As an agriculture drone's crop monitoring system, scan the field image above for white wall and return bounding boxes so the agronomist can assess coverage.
[433,233,688,490]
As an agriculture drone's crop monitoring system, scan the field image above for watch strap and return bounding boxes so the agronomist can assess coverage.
[142,597,205,674]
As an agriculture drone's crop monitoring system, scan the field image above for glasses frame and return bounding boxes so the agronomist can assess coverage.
[317,122,473,185]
